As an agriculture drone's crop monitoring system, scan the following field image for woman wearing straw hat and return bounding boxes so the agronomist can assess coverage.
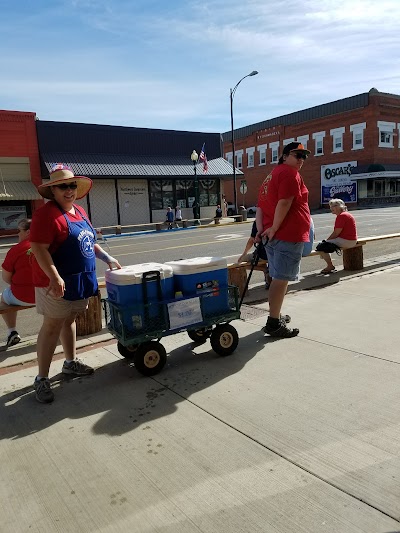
[30,163,121,403]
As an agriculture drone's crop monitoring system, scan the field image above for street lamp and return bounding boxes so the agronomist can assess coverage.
[230,70,258,215]
[191,150,200,220]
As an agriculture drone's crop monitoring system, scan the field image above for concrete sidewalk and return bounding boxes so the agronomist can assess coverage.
[1,267,400,532]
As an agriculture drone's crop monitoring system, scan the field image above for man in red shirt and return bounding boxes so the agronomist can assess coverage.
[256,142,311,337]
[1,218,35,347]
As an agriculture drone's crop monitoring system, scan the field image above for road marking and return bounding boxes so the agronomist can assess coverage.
[215,234,245,240]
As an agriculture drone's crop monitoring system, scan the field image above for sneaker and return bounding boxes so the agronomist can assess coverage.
[6,331,21,348]
[34,378,55,403]
[263,319,299,338]
[62,359,94,376]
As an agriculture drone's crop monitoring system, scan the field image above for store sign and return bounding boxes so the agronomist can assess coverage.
[321,161,357,203]
[0,206,27,230]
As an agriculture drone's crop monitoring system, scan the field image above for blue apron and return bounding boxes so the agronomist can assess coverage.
[52,204,98,301]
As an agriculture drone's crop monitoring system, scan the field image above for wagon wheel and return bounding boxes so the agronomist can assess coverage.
[210,324,239,356]
[117,342,139,359]
[133,341,167,376]
[187,327,212,344]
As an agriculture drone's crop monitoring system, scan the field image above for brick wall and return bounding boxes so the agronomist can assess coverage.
[223,92,400,209]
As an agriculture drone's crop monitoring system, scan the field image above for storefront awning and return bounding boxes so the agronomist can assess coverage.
[0,181,41,200]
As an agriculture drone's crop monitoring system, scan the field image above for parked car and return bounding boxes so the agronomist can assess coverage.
[246,205,257,216]
[226,202,235,216]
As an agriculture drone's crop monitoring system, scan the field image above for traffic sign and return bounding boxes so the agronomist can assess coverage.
[240,181,247,194]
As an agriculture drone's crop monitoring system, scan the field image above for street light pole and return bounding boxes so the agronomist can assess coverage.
[230,70,258,215]
[191,150,200,221]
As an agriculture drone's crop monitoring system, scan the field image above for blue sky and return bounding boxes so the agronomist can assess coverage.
[2,0,400,133]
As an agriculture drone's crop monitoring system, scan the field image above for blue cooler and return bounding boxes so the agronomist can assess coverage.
[165,257,229,317]
[105,263,174,331]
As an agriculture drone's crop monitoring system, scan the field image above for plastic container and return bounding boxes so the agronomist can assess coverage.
[105,263,174,330]
[165,257,229,316]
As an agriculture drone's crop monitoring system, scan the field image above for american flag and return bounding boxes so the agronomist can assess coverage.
[199,143,208,173]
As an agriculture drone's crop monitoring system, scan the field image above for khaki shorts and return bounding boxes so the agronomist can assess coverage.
[35,287,89,319]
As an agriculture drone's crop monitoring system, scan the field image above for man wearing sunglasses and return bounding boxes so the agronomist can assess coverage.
[255,142,311,338]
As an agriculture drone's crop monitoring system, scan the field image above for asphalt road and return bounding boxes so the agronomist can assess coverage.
[1,205,400,342]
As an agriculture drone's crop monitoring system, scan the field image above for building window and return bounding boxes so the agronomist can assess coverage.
[257,144,267,165]
[150,179,220,210]
[246,147,255,167]
[296,135,309,149]
[269,141,279,163]
[235,150,243,169]
[330,127,345,153]
[283,138,295,146]
[377,121,395,148]
[349,122,366,150]
[225,152,233,166]
[312,131,325,156]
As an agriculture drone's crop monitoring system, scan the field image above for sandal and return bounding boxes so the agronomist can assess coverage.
[320,268,337,274]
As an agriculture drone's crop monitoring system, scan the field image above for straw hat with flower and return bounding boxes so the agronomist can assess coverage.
[38,163,92,200]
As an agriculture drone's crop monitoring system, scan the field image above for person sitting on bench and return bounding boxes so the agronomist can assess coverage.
[318,198,357,274]
[238,220,271,289]
[1,218,35,348]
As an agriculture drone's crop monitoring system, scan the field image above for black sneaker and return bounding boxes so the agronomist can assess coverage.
[6,331,21,348]
[34,378,55,403]
[263,320,299,338]
[62,359,94,376]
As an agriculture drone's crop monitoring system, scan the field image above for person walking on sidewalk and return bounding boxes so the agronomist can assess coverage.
[30,163,121,404]
[166,207,174,229]
[1,218,35,348]
[317,198,357,273]
[256,142,311,338]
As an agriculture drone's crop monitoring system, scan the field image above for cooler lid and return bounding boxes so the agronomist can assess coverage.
[105,263,174,285]
[165,257,227,275]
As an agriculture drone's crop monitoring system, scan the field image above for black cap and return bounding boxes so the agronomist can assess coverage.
[282,142,311,156]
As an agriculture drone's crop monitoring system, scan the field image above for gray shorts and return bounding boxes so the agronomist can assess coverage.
[35,287,89,319]
[266,239,304,282]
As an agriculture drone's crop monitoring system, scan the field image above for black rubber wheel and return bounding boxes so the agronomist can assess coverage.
[187,328,212,344]
[133,341,167,376]
[117,342,138,359]
[210,324,239,356]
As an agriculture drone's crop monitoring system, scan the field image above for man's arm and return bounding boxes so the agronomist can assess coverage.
[2,269,12,285]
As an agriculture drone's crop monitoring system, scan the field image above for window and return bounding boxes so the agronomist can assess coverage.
[377,121,395,148]
[257,144,267,165]
[283,138,295,146]
[225,152,233,165]
[150,179,220,210]
[296,135,309,149]
[269,141,279,163]
[312,131,325,156]
[235,150,243,169]
[330,127,345,153]
[350,122,366,150]
[246,147,255,167]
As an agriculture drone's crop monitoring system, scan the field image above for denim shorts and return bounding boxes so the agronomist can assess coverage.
[266,239,304,281]
[1,287,33,306]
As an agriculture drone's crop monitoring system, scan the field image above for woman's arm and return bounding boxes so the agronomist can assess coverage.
[2,269,12,285]
[326,227,342,240]
[94,244,122,270]
[30,242,65,297]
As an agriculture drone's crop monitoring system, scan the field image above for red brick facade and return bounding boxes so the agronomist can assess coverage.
[222,90,400,210]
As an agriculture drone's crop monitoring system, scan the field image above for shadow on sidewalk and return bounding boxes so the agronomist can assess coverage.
[0,329,275,441]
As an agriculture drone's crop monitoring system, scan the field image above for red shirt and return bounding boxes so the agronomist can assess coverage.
[30,201,88,287]
[335,211,357,240]
[2,239,35,303]
[257,164,311,242]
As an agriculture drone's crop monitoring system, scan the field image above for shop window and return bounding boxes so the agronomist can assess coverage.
[150,179,219,210]
[312,131,325,156]
[357,180,367,198]
[176,179,194,208]
[374,180,384,197]
[350,122,366,150]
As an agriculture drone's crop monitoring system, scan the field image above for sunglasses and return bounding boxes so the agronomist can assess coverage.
[54,182,78,190]
[290,152,308,160]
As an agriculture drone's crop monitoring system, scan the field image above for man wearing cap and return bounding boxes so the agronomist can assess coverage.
[255,142,311,337]
[30,164,122,403]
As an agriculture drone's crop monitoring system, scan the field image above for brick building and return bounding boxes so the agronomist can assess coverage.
[221,88,400,210]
